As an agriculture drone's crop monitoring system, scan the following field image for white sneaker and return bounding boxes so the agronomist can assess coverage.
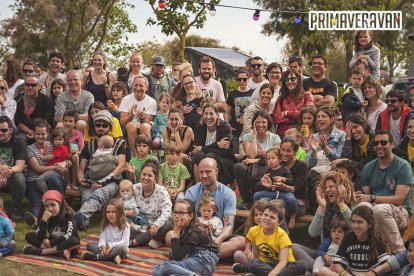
[148,239,162,249]
[114,255,122,264]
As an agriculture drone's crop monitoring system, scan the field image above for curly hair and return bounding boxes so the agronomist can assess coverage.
[317,171,357,207]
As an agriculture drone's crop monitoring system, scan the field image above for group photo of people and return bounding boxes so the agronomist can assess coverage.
[0,28,414,276]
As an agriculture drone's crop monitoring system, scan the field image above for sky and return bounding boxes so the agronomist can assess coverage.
[0,0,286,64]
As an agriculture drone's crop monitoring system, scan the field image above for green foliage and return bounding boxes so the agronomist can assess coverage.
[226,79,238,94]
[336,86,346,109]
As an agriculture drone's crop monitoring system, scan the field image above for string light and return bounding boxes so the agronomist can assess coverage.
[158,0,166,9]
[253,9,260,21]
[294,14,301,24]
[209,3,216,16]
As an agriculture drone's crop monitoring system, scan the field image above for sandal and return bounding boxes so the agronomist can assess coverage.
[71,185,80,191]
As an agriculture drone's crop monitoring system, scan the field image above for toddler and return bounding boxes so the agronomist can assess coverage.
[197,195,223,237]
[399,236,414,276]
[0,196,15,258]
[86,135,117,185]
[119,180,148,232]
[152,93,172,149]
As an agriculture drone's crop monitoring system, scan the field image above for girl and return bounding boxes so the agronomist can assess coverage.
[197,195,223,237]
[81,198,130,264]
[50,78,66,105]
[23,190,80,259]
[255,148,297,229]
[63,110,84,190]
[153,199,220,276]
[152,93,172,149]
[107,81,128,121]
[320,206,389,276]
[233,199,268,264]
[298,106,317,151]
[349,31,380,79]
[36,127,71,193]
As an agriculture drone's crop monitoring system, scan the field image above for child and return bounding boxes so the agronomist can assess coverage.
[63,110,84,190]
[334,159,360,191]
[321,206,389,276]
[341,68,365,123]
[37,127,70,193]
[254,148,297,229]
[153,199,220,276]
[232,201,307,275]
[0,197,15,258]
[159,143,190,201]
[334,110,345,131]
[152,93,172,149]
[50,78,66,105]
[119,180,149,232]
[81,198,130,264]
[197,194,223,237]
[313,217,349,275]
[0,196,14,227]
[23,190,80,259]
[284,128,307,162]
[125,134,158,183]
[107,82,128,121]
[399,236,414,276]
[349,30,380,79]
[233,199,268,264]
[298,106,317,151]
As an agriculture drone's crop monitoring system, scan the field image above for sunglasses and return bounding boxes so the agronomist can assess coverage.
[251,64,262,68]
[374,140,389,146]
[24,83,37,88]
[23,69,34,74]
[95,123,109,128]
[285,77,297,83]
[0,86,6,90]
[0,128,10,133]
[237,78,248,82]
[385,99,399,104]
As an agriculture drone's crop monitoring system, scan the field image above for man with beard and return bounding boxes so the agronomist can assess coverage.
[195,56,226,112]
[376,89,410,146]
[147,56,176,101]
[247,56,267,90]
[303,54,337,107]
[38,52,66,97]
[356,130,412,254]
[75,110,126,230]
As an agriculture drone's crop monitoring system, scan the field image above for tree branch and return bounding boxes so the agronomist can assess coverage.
[149,3,180,35]
[95,0,116,51]
[184,3,208,33]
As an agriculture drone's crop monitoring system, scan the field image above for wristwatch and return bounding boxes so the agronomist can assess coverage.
[370,195,376,203]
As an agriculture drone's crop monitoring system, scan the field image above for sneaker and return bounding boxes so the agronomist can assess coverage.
[148,239,162,249]
[24,212,37,227]
[11,213,22,223]
[23,244,42,256]
[75,212,87,231]
[232,263,249,274]
[233,250,249,264]
[114,255,122,264]
[81,251,97,261]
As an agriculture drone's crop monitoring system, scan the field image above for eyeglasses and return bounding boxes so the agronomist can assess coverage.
[95,123,109,129]
[285,77,297,83]
[311,62,324,66]
[183,81,194,86]
[0,86,6,91]
[172,211,190,216]
[0,128,10,133]
[24,83,38,88]
[237,78,248,82]
[251,64,262,68]
[385,99,399,104]
[23,69,34,74]
[374,140,389,146]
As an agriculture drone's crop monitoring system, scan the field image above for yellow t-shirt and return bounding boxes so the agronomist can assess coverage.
[359,136,369,156]
[407,143,414,173]
[84,117,123,142]
[246,225,295,263]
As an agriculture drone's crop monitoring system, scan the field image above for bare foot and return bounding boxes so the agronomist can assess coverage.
[63,249,71,260]
[288,216,296,229]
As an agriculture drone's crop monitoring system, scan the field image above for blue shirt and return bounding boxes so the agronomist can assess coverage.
[0,216,14,245]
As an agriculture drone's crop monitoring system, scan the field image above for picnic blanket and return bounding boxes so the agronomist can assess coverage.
[5,234,235,275]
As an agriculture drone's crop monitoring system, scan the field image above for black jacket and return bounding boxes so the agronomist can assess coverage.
[15,93,54,130]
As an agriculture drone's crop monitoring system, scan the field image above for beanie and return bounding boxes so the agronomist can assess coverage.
[93,110,114,129]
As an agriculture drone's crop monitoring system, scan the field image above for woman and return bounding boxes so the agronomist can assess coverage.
[3,59,24,100]
[82,51,116,106]
[235,110,281,210]
[192,102,237,185]
[0,79,17,122]
[178,74,204,131]
[293,171,356,271]
[273,69,314,137]
[84,101,123,142]
[130,160,172,248]
[170,62,193,101]
[363,75,386,134]
[118,53,145,93]
[153,199,220,276]
[250,62,282,112]
[307,106,346,214]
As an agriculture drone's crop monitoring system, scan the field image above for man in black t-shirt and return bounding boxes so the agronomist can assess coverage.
[75,110,126,230]
[0,116,26,221]
[303,54,338,107]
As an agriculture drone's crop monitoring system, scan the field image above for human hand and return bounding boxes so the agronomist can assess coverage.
[101,245,110,256]
[272,176,285,183]
[316,186,327,209]
[130,104,137,117]
[42,210,53,222]
[336,185,347,204]
[137,109,146,121]
[0,165,11,178]
[182,104,193,114]
[310,134,319,153]
[196,107,202,115]
[324,255,333,265]
[330,158,347,169]
[93,182,102,190]
[355,191,370,203]
[208,222,217,233]
[125,163,135,174]
[27,130,35,139]
[149,225,159,237]
[319,135,327,149]
[261,173,272,188]
[345,121,353,140]
[242,158,258,165]
[272,181,284,191]
[0,176,6,188]
[192,146,202,154]
[217,137,230,149]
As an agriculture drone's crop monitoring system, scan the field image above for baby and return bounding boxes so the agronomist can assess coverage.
[197,195,223,237]
[119,180,148,232]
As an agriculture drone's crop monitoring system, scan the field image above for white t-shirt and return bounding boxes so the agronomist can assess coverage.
[119,94,157,119]
[247,78,267,90]
[7,79,24,100]
[195,76,225,102]
[205,130,217,146]
[389,116,401,146]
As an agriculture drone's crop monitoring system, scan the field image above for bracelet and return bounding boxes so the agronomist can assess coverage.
[339,270,347,276]
[340,205,349,213]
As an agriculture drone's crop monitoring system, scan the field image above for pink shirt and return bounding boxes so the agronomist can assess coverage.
[195,76,225,102]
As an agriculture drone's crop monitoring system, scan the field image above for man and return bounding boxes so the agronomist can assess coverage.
[0,116,26,222]
[147,56,176,101]
[171,62,181,82]
[14,59,45,101]
[303,54,337,107]
[195,56,226,112]
[376,89,410,146]
[38,52,66,97]
[14,74,54,141]
[119,76,157,156]
[357,130,412,254]
[75,110,126,230]
[247,56,267,90]
[54,70,94,129]
[288,55,308,80]
[185,157,245,259]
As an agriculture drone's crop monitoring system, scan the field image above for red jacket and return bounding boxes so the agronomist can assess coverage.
[273,91,314,137]
[376,104,411,138]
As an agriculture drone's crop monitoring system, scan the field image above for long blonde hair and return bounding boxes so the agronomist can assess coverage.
[317,171,357,207]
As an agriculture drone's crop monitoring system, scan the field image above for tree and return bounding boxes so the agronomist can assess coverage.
[0,0,137,69]
[145,0,220,61]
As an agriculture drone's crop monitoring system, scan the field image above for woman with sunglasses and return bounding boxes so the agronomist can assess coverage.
[273,69,314,137]
[0,79,16,123]
[363,75,386,135]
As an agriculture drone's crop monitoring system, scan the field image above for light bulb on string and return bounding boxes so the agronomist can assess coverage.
[253,10,260,21]
[158,0,166,9]
[294,14,301,24]
[209,3,216,16]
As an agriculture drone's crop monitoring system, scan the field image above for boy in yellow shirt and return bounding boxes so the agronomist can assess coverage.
[232,201,307,276]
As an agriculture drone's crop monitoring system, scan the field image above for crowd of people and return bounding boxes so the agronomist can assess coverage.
[0,29,414,276]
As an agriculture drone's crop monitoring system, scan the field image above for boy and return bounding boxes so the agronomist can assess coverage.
[341,68,365,122]
[125,134,158,182]
[334,159,360,191]
[159,143,190,201]
[232,201,307,275]
[284,128,307,162]
[0,197,15,258]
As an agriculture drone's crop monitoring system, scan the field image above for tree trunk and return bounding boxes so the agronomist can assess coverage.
[178,33,186,62]
[344,33,354,77]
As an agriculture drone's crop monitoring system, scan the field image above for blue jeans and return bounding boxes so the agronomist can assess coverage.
[46,174,67,195]
[153,248,219,276]
[254,190,298,215]
[0,243,15,257]
[26,181,43,217]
